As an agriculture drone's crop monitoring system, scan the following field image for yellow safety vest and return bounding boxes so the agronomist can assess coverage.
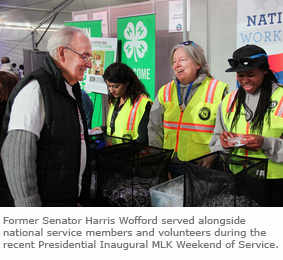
[106,95,152,144]
[222,88,283,179]
[159,76,228,161]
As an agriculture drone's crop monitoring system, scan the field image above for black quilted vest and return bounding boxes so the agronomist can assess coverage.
[0,55,91,207]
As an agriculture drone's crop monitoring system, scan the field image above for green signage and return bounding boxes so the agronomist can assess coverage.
[65,20,102,38]
[117,13,156,100]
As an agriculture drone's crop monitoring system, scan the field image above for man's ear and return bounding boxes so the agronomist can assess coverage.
[57,46,65,62]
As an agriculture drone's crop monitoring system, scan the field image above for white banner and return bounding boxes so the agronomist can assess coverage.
[85,37,117,94]
[237,0,282,54]
[237,0,283,83]
[168,0,191,33]
[73,14,88,21]
[93,11,109,38]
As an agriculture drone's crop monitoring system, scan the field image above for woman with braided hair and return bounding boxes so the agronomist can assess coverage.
[209,44,283,206]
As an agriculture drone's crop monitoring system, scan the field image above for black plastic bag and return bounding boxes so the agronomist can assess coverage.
[95,141,173,207]
[184,152,268,207]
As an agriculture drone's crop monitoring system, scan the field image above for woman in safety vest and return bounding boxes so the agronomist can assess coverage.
[92,62,152,144]
[148,41,228,179]
[209,44,283,206]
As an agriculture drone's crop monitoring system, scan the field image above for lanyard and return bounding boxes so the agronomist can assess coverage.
[177,80,194,111]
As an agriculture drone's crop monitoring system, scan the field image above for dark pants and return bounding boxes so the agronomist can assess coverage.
[266,178,283,207]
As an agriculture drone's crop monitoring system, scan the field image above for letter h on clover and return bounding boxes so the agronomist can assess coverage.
[123,21,148,62]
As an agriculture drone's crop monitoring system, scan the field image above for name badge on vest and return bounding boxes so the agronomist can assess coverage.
[180,104,186,113]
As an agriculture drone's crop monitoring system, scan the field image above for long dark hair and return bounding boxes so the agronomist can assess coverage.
[229,64,280,134]
[102,62,149,105]
[0,71,18,104]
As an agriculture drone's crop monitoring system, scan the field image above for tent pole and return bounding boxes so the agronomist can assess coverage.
[183,0,187,41]
[35,14,58,48]
[32,0,74,30]
[31,31,36,50]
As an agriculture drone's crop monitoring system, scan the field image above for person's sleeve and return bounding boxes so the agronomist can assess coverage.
[147,95,165,148]
[261,136,283,163]
[209,102,230,153]
[136,101,152,144]
[8,80,44,138]
[1,130,42,207]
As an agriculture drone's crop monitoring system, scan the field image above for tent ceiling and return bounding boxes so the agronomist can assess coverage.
[0,0,149,30]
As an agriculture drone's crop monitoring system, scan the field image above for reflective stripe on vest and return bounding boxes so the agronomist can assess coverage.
[226,91,237,113]
[163,120,215,133]
[127,95,145,130]
[205,79,219,103]
[162,80,218,152]
[164,79,220,105]
[107,94,152,140]
[275,95,283,118]
[245,122,250,157]
[163,80,216,134]
[163,82,172,102]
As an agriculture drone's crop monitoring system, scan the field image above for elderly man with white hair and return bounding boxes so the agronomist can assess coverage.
[0,26,93,207]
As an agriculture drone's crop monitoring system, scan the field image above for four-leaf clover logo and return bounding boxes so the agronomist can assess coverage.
[123,21,148,62]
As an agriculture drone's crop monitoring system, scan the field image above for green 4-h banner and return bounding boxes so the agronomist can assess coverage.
[117,13,156,100]
[65,20,102,38]
[65,20,103,128]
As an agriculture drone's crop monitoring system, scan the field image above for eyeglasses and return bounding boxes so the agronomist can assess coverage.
[65,47,93,63]
[179,41,197,49]
[228,53,268,68]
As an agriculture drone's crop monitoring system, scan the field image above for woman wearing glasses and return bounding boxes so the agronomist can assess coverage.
[148,41,228,179]
[209,44,283,206]
[92,62,152,144]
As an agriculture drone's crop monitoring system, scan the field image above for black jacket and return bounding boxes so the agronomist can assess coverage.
[0,54,91,207]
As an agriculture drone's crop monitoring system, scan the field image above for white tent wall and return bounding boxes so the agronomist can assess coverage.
[210,0,237,93]
[0,28,32,68]
[0,0,237,91]
[0,28,57,70]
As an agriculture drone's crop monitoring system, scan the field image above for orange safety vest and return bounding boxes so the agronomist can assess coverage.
[222,88,283,179]
[107,95,152,143]
[159,76,228,161]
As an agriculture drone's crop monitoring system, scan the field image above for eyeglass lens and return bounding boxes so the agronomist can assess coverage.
[65,47,93,62]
